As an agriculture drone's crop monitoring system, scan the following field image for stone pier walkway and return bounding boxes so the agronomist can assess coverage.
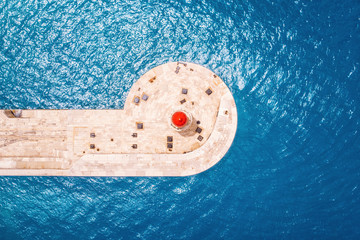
[0,62,237,176]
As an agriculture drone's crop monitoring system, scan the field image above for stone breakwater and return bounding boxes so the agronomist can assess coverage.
[0,62,237,176]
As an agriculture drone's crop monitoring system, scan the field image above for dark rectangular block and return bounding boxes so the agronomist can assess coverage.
[205,88,213,95]
[182,88,188,94]
[197,135,203,141]
[137,122,143,129]
[142,94,149,101]
[90,144,95,149]
[175,66,180,74]
[134,96,140,104]
[195,127,202,134]
[132,144,137,149]
[167,143,173,148]
[180,99,186,104]
[90,133,96,138]
[167,136,173,142]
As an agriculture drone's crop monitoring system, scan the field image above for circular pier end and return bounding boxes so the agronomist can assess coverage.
[74,62,238,176]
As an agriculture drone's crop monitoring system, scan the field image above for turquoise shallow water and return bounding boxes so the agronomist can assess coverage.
[1,0,360,239]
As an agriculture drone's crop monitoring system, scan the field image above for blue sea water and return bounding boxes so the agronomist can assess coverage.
[1,0,360,239]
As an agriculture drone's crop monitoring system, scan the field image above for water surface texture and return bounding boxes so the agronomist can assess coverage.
[1,0,360,239]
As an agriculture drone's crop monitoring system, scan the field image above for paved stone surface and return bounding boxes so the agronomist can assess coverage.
[0,62,237,176]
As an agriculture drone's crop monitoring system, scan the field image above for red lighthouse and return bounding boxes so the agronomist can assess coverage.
[170,110,192,131]
[171,111,188,128]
